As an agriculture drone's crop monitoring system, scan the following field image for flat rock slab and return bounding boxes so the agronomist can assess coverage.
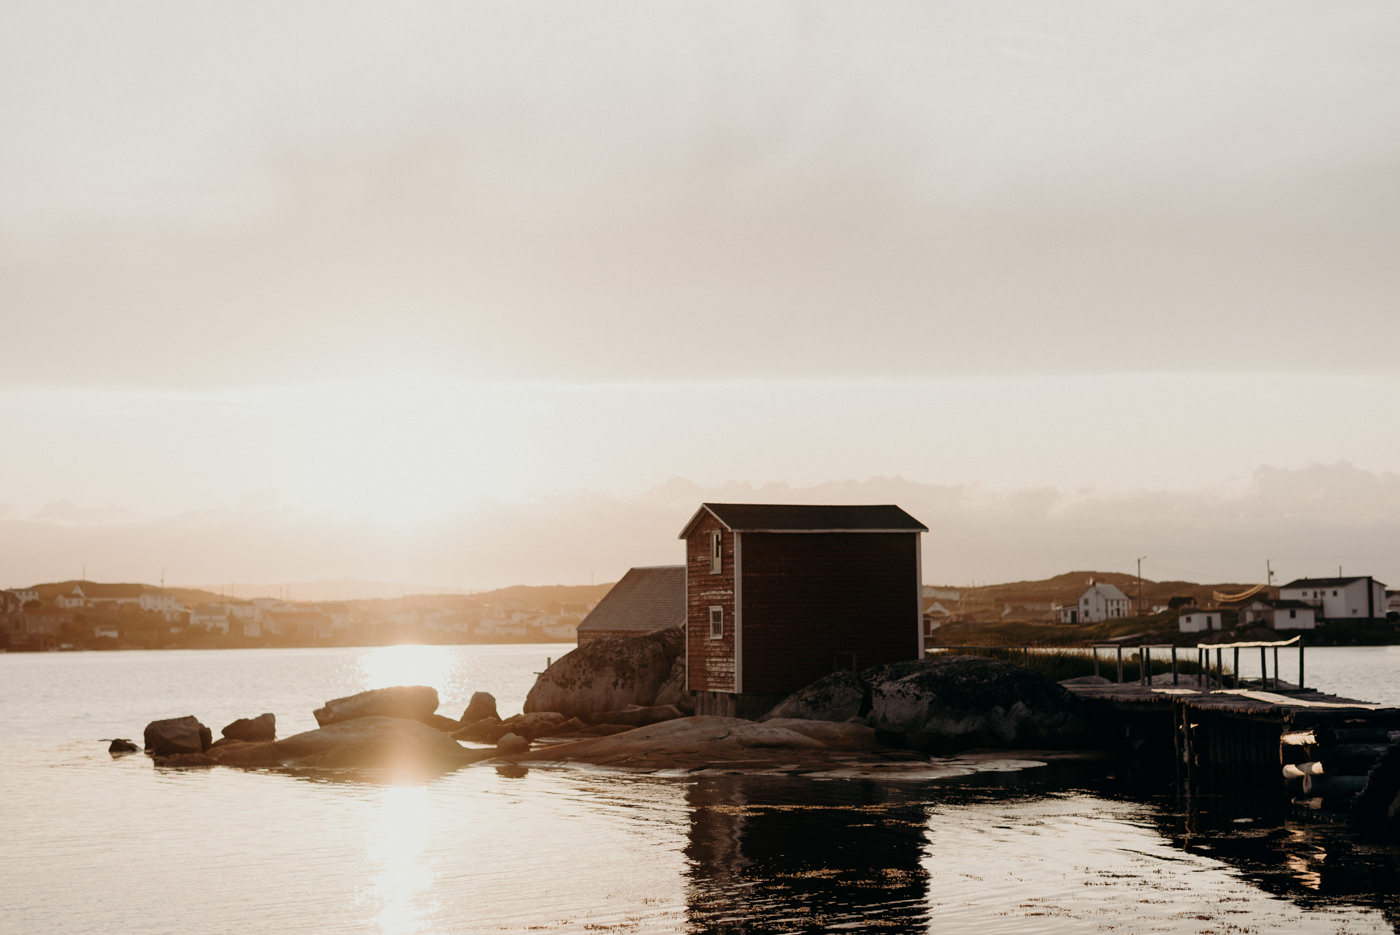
[313,685,440,727]
[209,716,488,773]
[514,716,917,774]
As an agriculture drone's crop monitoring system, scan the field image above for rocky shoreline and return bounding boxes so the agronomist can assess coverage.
[116,628,1099,777]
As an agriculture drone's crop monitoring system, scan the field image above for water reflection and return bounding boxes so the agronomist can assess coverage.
[360,783,438,935]
[678,765,1400,934]
[684,776,930,932]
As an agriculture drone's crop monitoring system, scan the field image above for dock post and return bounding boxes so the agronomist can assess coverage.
[1232,647,1240,689]
[1092,646,1099,679]
[1272,646,1279,690]
[1215,648,1223,689]
[1143,646,1151,686]
[1298,639,1305,690]
[1259,646,1267,690]
[1171,645,1178,686]
[1116,646,1124,683]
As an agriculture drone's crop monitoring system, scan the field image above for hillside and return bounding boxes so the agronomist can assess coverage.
[935,571,1257,623]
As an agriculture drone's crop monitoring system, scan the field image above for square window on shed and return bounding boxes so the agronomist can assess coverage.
[709,531,723,573]
[709,606,724,639]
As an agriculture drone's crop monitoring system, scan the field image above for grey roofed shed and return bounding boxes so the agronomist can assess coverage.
[575,565,686,645]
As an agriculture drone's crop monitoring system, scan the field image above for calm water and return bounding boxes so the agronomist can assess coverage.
[3,643,1400,934]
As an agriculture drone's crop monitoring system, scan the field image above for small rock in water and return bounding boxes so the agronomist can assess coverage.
[460,692,498,726]
[496,732,530,755]
[143,716,213,756]
[453,715,508,744]
[108,738,139,755]
[221,713,276,743]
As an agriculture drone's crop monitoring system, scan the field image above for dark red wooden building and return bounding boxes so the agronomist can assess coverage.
[679,503,927,718]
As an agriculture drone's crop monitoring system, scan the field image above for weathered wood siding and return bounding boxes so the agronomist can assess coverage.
[739,532,920,695]
[685,513,736,692]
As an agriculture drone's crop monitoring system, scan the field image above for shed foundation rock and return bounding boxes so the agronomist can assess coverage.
[524,627,684,719]
[865,656,1086,754]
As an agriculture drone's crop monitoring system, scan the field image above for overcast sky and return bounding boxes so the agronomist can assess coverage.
[4,2,1400,594]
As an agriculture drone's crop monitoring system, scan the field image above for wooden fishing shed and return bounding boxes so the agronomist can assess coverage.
[679,502,927,718]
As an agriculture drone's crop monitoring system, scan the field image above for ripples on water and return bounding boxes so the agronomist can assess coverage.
[2,645,1399,933]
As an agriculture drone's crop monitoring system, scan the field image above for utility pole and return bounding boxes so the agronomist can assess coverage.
[1136,556,1147,616]
[1266,559,1274,587]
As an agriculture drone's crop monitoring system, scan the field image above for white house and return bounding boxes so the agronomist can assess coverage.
[1060,582,1131,624]
[56,586,87,609]
[1238,598,1316,631]
[1279,576,1388,621]
[1177,608,1221,633]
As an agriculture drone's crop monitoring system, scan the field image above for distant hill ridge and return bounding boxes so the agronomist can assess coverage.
[15,578,615,609]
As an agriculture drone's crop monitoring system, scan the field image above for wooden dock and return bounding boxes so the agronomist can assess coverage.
[1065,674,1400,834]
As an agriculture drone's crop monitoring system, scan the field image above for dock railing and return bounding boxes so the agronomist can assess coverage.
[930,638,1305,691]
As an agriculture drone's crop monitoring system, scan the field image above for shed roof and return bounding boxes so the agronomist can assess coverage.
[679,503,927,538]
[576,565,685,637]
[1282,576,1386,589]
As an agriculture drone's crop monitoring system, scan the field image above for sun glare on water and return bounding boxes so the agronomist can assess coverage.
[362,784,438,935]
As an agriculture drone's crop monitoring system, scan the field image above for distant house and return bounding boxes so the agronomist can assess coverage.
[55,586,86,610]
[679,503,926,719]
[1059,582,1131,624]
[1279,576,1388,622]
[575,565,685,645]
[138,591,185,619]
[1177,608,1221,633]
[189,604,230,634]
[1238,598,1316,631]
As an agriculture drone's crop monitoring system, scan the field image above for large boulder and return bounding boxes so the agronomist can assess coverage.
[459,692,498,726]
[865,655,1085,754]
[761,669,868,723]
[143,716,213,756]
[222,713,276,743]
[313,686,439,727]
[212,716,485,772]
[523,627,683,719]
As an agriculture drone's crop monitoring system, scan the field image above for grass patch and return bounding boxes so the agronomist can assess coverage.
[930,646,1217,683]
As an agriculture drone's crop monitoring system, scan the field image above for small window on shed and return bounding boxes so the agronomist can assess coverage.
[709,531,723,574]
[709,606,724,639]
